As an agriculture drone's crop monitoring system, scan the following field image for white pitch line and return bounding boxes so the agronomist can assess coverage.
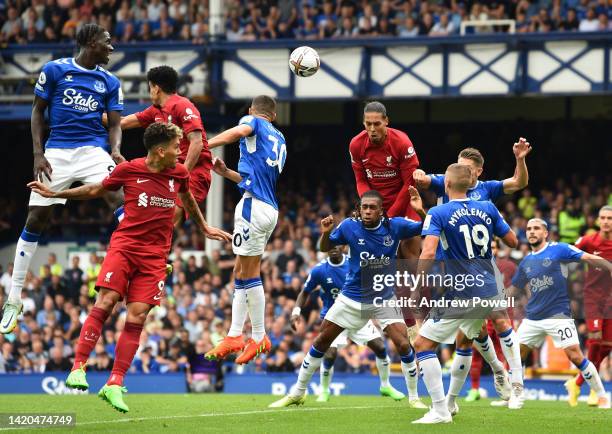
[76,404,397,427]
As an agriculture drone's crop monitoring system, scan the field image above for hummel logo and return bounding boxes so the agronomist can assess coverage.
[65,74,73,82]
[137,178,149,183]
[358,239,365,245]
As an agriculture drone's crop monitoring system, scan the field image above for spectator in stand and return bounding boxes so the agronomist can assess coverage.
[579,6,599,31]
[430,13,455,36]
[398,15,419,37]
[45,346,71,371]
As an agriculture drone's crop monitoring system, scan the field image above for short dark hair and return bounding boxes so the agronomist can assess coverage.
[147,65,179,94]
[251,95,276,118]
[364,101,387,117]
[458,147,484,167]
[143,122,183,152]
[76,24,106,48]
[361,190,384,205]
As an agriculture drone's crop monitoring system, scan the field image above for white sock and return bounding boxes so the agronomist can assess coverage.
[228,280,247,337]
[447,348,472,406]
[401,349,419,400]
[474,335,504,373]
[417,351,448,416]
[8,231,39,304]
[244,279,265,342]
[320,358,334,393]
[499,328,523,385]
[578,359,606,398]
[295,346,324,395]
[376,355,391,388]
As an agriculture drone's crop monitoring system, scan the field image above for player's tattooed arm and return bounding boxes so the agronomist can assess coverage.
[107,111,125,164]
[31,96,52,182]
[503,137,532,194]
[179,191,232,242]
[318,215,335,252]
[212,157,242,184]
[412,169,432,189]
[208,124,253,149]
[27,181,106,199]
[500,229,519,249]
[184,131,204,171]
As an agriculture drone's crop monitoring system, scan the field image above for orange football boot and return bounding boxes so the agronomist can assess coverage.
[205,335,245,360]
[235,335,272,365]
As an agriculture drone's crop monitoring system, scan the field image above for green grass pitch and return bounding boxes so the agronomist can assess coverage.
[0,394,609,433]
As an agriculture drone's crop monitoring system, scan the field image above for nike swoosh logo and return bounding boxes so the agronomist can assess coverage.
[153,294,163,300]
[1,312,14,328]
[137,179,149,184]
[362,159,369,163]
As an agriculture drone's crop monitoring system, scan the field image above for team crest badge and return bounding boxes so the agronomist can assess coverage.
[469,191,482,200]
[542,258,552,267]
[386,156,393,166]
[383,235,393,246]
[169,178,175,192]
[93,80,106,93]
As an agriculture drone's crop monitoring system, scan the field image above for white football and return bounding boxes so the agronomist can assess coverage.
[289,46,320,78]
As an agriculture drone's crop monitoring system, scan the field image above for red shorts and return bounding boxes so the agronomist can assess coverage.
[586,318,612,338]
[175,164,211,207]
[96,249,167,306]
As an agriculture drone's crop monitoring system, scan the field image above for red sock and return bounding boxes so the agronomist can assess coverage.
[470,350,483,389]
[72,307,109,371]
[108,321,144,386]
[576,339,601,386]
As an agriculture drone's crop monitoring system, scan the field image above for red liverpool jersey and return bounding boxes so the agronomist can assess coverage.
[349,128,419,218]
[575,232,612,301]
[136,94,212,171]
[103,158,190,256]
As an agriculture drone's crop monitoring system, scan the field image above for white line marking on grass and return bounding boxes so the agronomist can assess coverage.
[76,404,397,427]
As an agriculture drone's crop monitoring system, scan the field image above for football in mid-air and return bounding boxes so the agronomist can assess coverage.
[289,46,320,78]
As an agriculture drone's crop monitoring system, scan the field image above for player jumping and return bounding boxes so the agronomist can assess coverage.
[565,205,612,406]
[110,65,212,227]
[413,142,532,404]
[204,95,286,365]
[1,24,124,334]
[269,188,425,408]
[290,246,416,405]
[509,218,611,409]
[349,101,421,260]
[28,123,231,412]
[411,163,519,424]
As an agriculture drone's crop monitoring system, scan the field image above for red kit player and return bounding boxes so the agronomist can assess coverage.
[349,101,421,260]
[566,205,612,407]
[28,123,231,413]
[118,66,212,226]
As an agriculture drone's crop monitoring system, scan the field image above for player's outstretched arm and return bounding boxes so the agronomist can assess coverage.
[107,111,125,164]
[208,124,253,149]
[318,216,335,252]
[408,186,426,219]
[212,157,242,184]
[503,137,532,194]
[291,289,313,331]
[31,96,52,182]
[412,169,432,189]
[581,252,612,275]
[102,113,141,130]
[413,235,439,299]
[28,181,106,200]
[184,131,204,172]
[179,191,232,242]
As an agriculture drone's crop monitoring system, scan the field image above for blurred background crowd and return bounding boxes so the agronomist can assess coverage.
[0,171,610,391]
[1,0,612,45]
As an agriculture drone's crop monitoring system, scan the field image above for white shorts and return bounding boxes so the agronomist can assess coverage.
[517,318,580,349]
[419,317,486,345]
[29,147,116,206]
[330,320,382,348]
[325,293,405,332]
[232,193,278,256]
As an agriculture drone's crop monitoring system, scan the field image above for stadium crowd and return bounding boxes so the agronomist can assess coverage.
[0,172,610,390]
[1,0,612,45]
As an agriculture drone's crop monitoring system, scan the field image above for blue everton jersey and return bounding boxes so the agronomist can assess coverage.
[34,58,123,151]
[422,199,510,298]
[237,115,287,209]
[303,255,349,319]
[429,175,504,204]
[328,217,422,303]
[512,242,584,320]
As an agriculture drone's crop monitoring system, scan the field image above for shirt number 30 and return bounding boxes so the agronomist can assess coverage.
[266,135,287,173]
